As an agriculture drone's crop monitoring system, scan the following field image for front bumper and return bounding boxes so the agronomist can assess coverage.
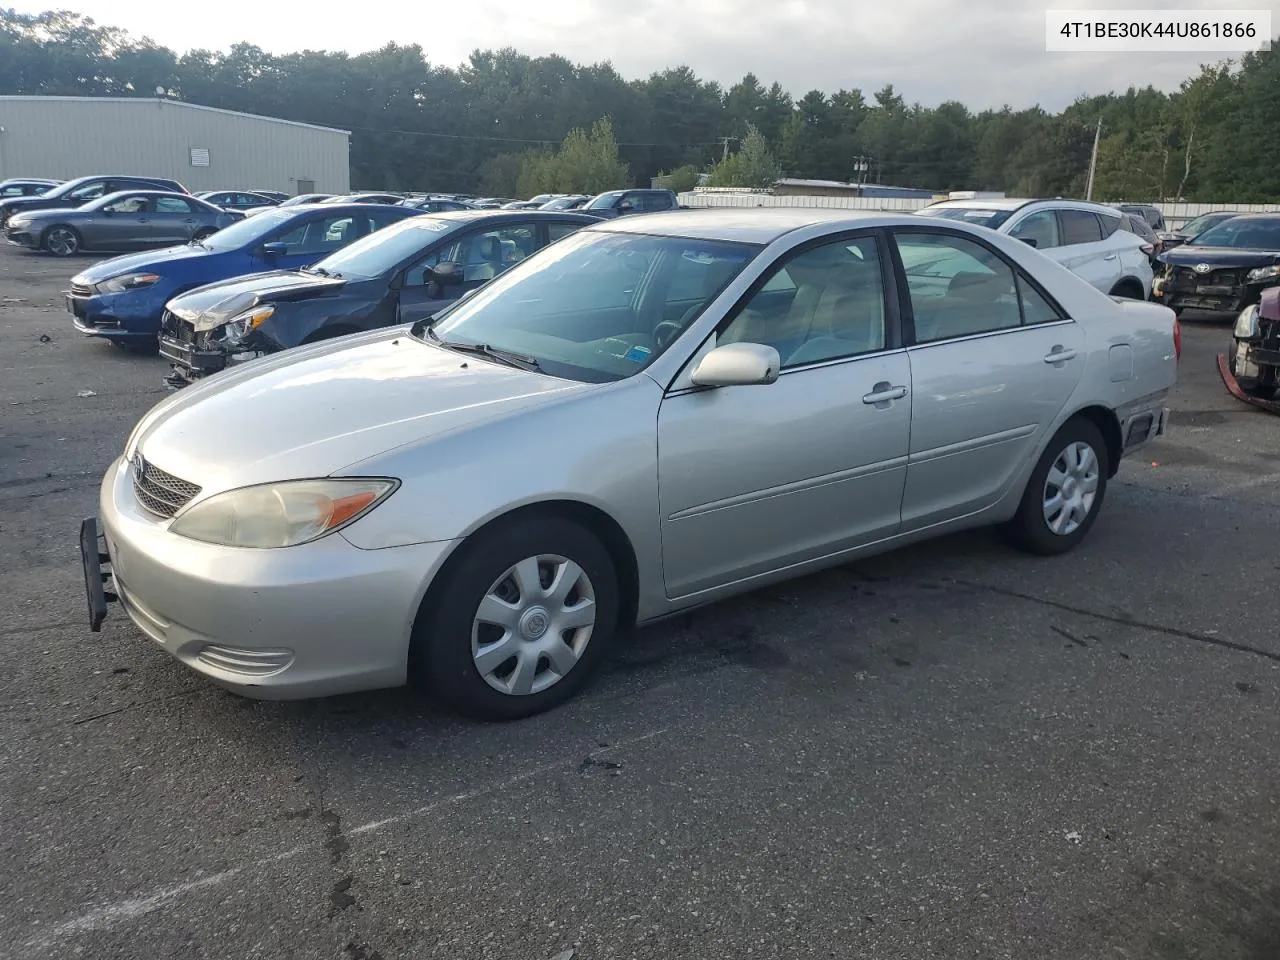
[5,226,39,249]
[158,327,265,389]
[67,287,171,338]
[1155,272,1278,314]
[91,455,457,699]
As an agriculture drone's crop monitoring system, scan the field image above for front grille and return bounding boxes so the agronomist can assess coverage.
[161,310,197,344]
[70,282,93,297]
[132,456,201,518]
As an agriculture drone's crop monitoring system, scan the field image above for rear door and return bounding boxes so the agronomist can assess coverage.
[1051,209,1122,293]
[151,195,202,243]
[892,226,1086,529]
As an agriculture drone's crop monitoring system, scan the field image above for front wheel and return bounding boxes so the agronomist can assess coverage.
[43,225,81,257]
[1007,418,1110,556]
[410,516,620,721]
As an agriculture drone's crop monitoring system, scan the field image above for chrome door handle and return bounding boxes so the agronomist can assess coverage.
[862,382,908,404]
[1043,347,1077,364]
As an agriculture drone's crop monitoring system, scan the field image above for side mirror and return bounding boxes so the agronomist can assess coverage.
[260,241,288,257]
[689,342,780,388]
[102,208,115,217]
[1019,237,1038,248]
[428,261,462,286]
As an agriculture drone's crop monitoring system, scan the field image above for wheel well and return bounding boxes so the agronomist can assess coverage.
[302,324,360,344]
[1110,277,1145,299]
[414,499,641,637]
[1072,405,1123,477]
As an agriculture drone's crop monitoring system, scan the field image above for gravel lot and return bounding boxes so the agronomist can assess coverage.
[3,245,1280,960]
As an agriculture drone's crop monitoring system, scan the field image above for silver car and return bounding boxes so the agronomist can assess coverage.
[80,210,1177,720]
[5,190,237,257]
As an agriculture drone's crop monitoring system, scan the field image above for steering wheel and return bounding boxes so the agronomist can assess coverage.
[652,321,683,350]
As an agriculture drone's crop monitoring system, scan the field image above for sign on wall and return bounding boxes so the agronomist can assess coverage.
[189,147,210,167]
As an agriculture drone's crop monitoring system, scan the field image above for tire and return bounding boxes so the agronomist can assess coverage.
[43,225,81,257]
[1007,417,1110,556]
[409,516,620,721]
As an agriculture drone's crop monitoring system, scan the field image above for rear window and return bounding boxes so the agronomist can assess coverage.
[915,206,1014,229]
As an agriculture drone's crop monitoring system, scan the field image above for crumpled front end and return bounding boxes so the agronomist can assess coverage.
[1220,288,1280,412]
[158,307,273,389]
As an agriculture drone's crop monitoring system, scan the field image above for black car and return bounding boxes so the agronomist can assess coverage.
[1157,211,1238,251]
[159,210,598,387]
[400,196,477,212]
[1154,214,1280,315]
[196,190,282,211]
[0,175,189,227]
[1117,203,1165,231]
[0,178,61,199]
[581,188,680,219]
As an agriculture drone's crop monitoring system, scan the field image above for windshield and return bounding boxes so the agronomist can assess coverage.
[1191,219,1280,249]
[198,208,297,250]
[585,192,624,210]
[916,205,1014,229]
[426,229,760,382]
[39,177,94,200]
[308,216,453,278]
[1182,213,1233,237]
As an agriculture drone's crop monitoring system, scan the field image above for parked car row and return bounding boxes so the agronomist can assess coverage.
[78,206,1177,721]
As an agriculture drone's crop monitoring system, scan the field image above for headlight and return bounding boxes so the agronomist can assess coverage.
[98,273,161,294]
[1235,303,1260,339]
[1246,264,1280,283]
[168,478,398,548]
[215,304,275,344]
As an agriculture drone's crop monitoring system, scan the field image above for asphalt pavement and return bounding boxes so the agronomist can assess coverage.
[2,247,1280,960]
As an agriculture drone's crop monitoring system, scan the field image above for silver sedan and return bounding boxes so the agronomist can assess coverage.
[81,210,1178,720]
[5,190,238,257]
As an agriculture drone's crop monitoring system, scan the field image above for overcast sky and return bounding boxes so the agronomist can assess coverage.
[17,0,1277,110]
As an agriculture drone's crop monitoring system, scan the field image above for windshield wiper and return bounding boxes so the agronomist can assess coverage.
[436,338,541,371]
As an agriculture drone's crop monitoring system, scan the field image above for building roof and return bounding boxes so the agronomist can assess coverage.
[0,96,351,136]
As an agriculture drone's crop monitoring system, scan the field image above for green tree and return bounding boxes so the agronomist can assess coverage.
[654,164,701,193]
[707,124,780,188]
[515,118,630,196]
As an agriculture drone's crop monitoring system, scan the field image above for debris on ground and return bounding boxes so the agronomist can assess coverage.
[76,390,96,398]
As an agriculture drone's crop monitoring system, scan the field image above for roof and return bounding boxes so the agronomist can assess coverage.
[0,96,350,136]
[926,197,1122,214]
[403,209,601,225]
[591,208,901,244]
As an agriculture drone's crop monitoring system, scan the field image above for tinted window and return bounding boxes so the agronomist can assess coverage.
[638,192,673,211]
[721,236,887,368]
[155,196,195,214]
[547,221,583,242]
[1059,210,1104,245]
[1192,218,1280,249]
[427,231,758,382]
[68,182,108,201]
[585,191,624,211]
[1098,213,1122,238]
[272,213,377,255]
[896,232,1023,342]
[1008,210,1061,249]
[1182,213,1233,237]
[408,222,541,284]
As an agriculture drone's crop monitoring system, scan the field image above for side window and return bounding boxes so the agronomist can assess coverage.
[547,221,582,243]
[720,236,887,368]
[1008,210,1061,250]
[896,232,1022,342]
[102,195,151,214]
[369,209,404,230]
[404,223,538,286]
[155,196,194,214]
[1,185,23,196]
[1017,278,1065,325]
[1097,213,1121,238]
[1059,210,1104,245]
[273,214,366,255]
[69,182,107,201]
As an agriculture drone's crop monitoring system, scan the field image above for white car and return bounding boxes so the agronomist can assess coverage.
[916,198,1154,300]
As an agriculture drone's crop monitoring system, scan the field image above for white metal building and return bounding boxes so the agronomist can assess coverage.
[0,96,350,195]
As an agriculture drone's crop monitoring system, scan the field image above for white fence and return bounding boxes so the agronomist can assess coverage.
[677,191,1280,230]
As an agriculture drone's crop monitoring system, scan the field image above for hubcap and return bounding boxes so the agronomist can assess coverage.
[48,228,76,256]
[470,554,596,696]
[1042,440,1099,536]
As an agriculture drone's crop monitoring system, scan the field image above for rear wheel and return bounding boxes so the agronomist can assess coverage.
[43,225,81,257]
[409,516,619,721]
[1008,417,1109,556]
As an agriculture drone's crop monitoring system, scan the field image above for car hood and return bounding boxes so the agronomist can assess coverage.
[10,205,97,223]
[0,195,69,215]
[72,244,217,284]
[1160,246,1280,269]
[129,327,594,494]
[167,271,346,331]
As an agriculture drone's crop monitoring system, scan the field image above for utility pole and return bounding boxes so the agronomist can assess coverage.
[718,137,737,161]
[1084,117,1102,200]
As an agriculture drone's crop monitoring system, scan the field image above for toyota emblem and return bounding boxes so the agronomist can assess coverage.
[1194,263,1212,274]
[134,454,147,480]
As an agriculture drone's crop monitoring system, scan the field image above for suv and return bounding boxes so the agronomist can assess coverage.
[0,175,189,226]
[582,188,679,219]
[916,198,1154,300]
[1118,203,1166,232]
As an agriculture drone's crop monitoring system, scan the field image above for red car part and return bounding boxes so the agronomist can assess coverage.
[1217,353,1280,414]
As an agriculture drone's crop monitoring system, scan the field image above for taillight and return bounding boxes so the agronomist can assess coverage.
[1173,318,1182,360]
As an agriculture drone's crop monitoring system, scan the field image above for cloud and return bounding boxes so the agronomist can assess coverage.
[30,0,1274,110]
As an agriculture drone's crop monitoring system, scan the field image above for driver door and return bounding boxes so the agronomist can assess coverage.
[96,194,153,248]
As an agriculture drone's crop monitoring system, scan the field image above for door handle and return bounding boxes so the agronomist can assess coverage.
[1043,347,1077,364]
[862,382,908,404]
[1103,254,1118,260]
